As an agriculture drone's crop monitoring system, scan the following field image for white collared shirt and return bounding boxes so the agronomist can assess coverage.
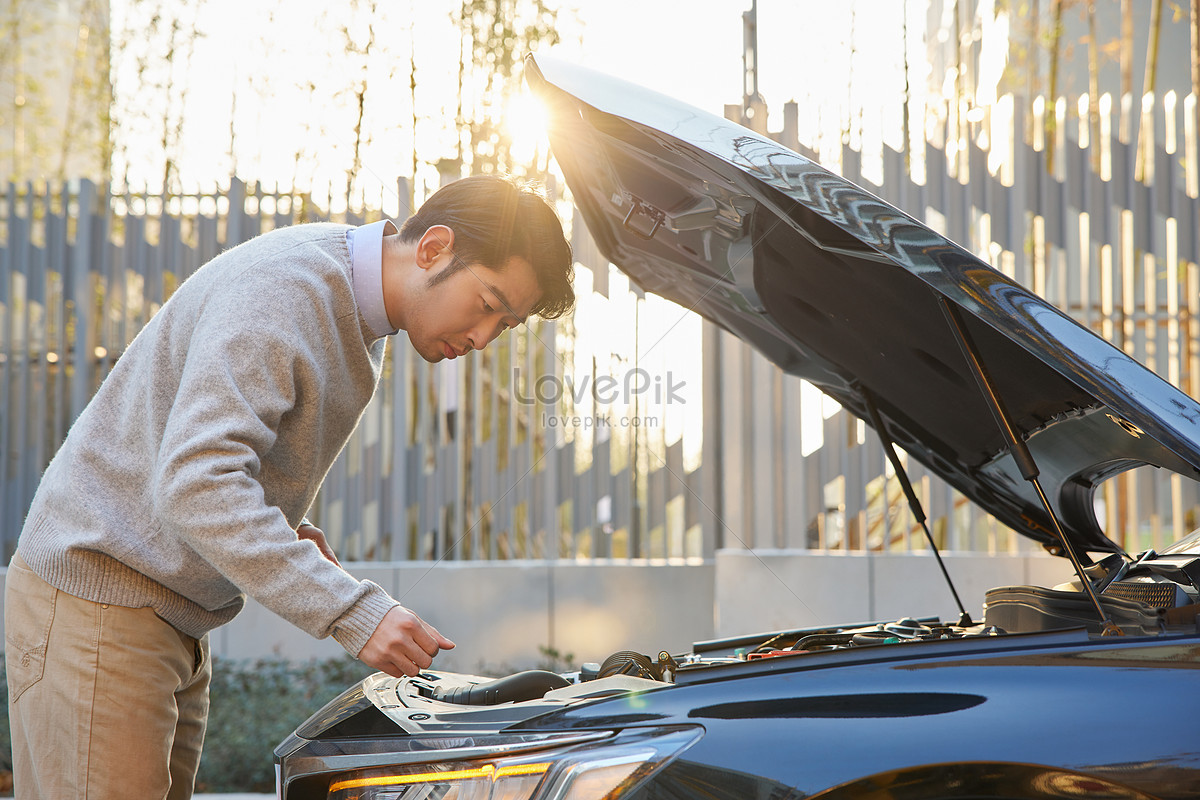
[347,219,398,340]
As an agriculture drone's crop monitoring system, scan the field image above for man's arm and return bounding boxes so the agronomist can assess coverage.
[297,521,454,677]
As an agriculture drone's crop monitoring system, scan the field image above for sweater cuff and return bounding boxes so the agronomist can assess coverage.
[331,581,400,657]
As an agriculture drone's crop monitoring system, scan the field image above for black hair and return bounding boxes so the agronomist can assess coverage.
[399,175,575,319]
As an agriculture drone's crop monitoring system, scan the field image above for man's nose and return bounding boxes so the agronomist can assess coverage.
[467,320,502,351]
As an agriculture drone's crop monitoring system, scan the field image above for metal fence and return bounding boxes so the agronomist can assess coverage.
[0,177,712,562]
[1,90,1198,562]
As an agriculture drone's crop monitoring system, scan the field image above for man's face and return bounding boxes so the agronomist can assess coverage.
[404,253,543,363]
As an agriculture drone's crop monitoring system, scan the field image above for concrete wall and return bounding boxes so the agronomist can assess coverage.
[204,560,718,674]
[0,550,1076,675]
[714,550,1075,636]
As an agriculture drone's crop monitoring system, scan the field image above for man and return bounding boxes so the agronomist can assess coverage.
[4,174,575,799]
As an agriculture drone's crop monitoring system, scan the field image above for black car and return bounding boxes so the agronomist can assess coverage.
[274,55,1200,799]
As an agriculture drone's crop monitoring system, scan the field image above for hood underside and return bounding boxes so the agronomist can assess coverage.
[526,54,1200,555]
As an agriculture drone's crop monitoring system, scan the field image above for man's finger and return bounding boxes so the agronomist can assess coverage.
[425,623,455,651]
[396,612,442,658]
[401,643,434,671]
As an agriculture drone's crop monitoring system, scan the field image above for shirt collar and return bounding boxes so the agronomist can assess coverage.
[348,219,398,340]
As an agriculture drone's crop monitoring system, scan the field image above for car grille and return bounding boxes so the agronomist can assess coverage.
[1104,581,1176,609]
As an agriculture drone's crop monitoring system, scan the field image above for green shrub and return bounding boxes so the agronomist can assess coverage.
[197,655,373,793]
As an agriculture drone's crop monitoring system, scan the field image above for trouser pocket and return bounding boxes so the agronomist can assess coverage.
[4,556,59,702]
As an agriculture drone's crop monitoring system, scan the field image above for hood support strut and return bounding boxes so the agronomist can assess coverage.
[860,386,973,627]
[938,297,1124,636]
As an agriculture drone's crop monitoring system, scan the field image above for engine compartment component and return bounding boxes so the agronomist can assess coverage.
[778,617,1000,652]
[403,616,1012,712]
[596,650,662,680]
[425,670,570,706]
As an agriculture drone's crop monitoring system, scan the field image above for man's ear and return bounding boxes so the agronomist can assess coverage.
[416,225,455,272]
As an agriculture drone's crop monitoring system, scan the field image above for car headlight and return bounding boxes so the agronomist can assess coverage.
[324,727,700,800]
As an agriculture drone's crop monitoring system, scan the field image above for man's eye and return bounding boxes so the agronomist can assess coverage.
[483,301,494,312]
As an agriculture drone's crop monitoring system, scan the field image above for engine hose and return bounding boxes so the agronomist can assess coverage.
[430,670,570,706]
[792,633,853,651]
[598,650,662,680]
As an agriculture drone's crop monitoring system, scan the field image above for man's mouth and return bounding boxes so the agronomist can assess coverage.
[443,342,458,360]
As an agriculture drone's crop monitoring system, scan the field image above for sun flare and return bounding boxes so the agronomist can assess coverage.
[503,90,551,167]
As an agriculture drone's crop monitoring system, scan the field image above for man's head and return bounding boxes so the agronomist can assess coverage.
[399,175,574,317]
[387,175,575,362]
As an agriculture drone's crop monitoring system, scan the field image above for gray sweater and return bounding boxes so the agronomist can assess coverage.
[18,223,399,656]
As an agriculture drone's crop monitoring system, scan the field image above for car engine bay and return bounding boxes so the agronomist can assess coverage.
[357,540,1200,729]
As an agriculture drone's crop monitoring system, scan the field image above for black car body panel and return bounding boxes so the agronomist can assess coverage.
[275,56,1200,800]
[510,633,1200,797]
[277,623,1200,799]
[522,55,1200,556]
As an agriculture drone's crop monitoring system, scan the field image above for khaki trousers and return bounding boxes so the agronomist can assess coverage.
[5,554,211,800]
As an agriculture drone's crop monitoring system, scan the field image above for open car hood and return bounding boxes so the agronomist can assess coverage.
[526,54,1200,556]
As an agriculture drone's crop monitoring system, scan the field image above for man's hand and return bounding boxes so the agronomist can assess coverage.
[359,606,456,678]
[297,522,340,567]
